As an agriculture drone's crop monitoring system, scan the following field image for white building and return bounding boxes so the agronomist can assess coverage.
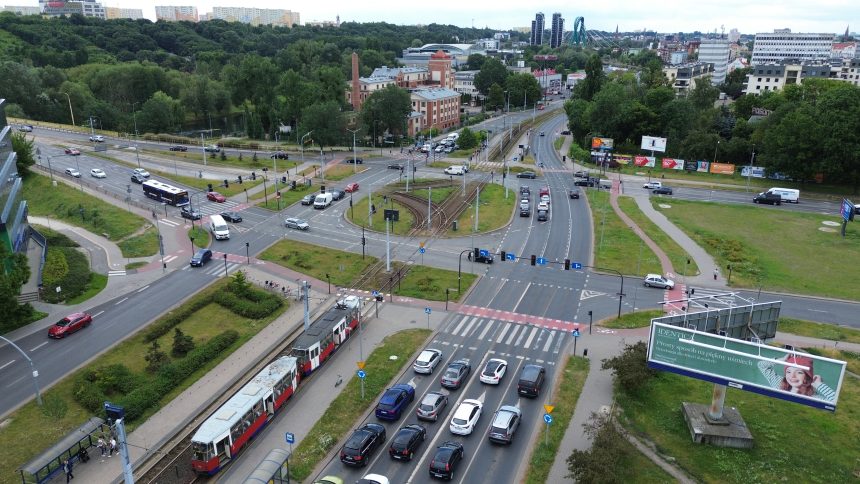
[663,62,715,96]
[699,39,731,85]
[751,29,835,66]
[669,51,688,65]
[728,28,740,43]
[454,70,480,98]
[154,5,198,21]
[40,0,105,18]
[831,42,858,59]
[743,61,835,95]
[105,7,142,19]
[3,5,40,14]
[210,7,299,27]
[839,58,860,87]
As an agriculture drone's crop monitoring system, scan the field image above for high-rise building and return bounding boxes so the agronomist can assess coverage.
[699,39,731,85]
[154,5,198,21]
[39,0,105,18]
[728,28,740,43]
[530,12,544,46]
[210,7,299,27]
[105,7,143,19]
[550,13,564,48]
[751,29,835,65]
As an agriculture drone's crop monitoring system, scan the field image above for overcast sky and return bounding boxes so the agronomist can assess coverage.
[100,0,856,35]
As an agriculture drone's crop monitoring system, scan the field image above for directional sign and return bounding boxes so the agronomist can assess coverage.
[544,413,553,424]
[285,432,295,444]
[536,257,548,265]
[572,262,583,270]
[425,307,432,314]
[573,329,581,338]
[372,290,379,297]
[419,247,426,254]
[479,249,489,257]
[357,370,366,379]
[544,405,554,414]
[357,361,366,369]
[505,252,517,261]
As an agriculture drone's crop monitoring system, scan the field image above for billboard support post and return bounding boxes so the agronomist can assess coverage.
[708,383,728,421]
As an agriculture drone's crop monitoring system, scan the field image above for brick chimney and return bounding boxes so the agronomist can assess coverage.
[351,52,360,110]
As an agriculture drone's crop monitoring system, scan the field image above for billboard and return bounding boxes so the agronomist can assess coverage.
[841,199,855,222]
[696,161,710,173]
[710,162,736,175]
[591,137,614,150]
[634,155,656,167]
[647,322,846,411]
[614,154,632,165]
[661,158,684,170]
[641,135,667,152]
[741,166,766,178]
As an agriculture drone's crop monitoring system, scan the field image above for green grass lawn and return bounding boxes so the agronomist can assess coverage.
[259,239,378,286]
[617,196,700,276]
[349,196,416,236]
[289,329,430,481]
[188,225,210,248]
[778,318,860,344]
[602,309,665,329]
[617,371,860,483]
[448,184,516,236]
[64,273,108,305]
[588,190,662,276]
[254,181,315,211]
[554,137,564,150]
[525,356,590,484]
[385,264,476,302]
[321,163,365,182]
[408,185,457,204]
[117,226,159,258]
[653,198,860,299]
[141,148,299,173]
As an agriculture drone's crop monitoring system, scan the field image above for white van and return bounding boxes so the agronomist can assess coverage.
[314,192,333,209]
[448,132,460,140]
[767,187,800,203]
[444,165,465,176]
[208,214,230,240]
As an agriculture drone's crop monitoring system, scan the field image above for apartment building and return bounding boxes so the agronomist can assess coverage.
[550,13,564,48]
[743,61,835,94]
[662,62,715,95]
[0,99,30,256]
[411,88,460,135]
[751,29,835,65]
[699,39,731,85]
[530,12,544,46]
[454,70,480,98]
[154,5,198,21]
[210,7,299,27]
[2,5,40,15]
[39,0,105,18]
[105,7,143,19]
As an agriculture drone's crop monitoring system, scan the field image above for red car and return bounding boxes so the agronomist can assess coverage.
[48,312,92,338]
[207,191,226,203]
[64,148,81,156]
[345,182,359,193]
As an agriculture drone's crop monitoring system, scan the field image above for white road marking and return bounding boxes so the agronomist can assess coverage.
[0,360,16,371]
[450,315,469,335]
[523,327,539,348]
[505,325,520,345]
[136,285,150,293]
[30,342,49,352]
[115,297,128,305]
[460,317,478,337]
[496,322,511,343]
[543,331,556,352]
[477,320,494,340]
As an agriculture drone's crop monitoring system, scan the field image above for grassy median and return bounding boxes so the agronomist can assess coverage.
[587,190,662,276]
[617,196,700,276]
[448,183,516,235]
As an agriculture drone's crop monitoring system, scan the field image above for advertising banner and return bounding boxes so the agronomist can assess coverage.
[696,161,710,173]
[741,166,766,178]
[661,158,684,170]
[647,323,846,411]
[683,160,699,171]
[591,137,614,150]
[641,135,668,152]
[710,162,736,175]
[634,156,656,167]
[614,154,632,165]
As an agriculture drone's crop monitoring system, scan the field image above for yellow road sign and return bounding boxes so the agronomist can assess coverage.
[357,361,366,369]
[544,404,554,414]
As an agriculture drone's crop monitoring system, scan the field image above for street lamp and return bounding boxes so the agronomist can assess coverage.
[713,139,721,164]
[223,253,228,277]
[301,130,313,165]
[0,336,43,406]
[346,127,359,173]
[131,102,141,168]
[62,92,75,127]
[457,248,473,293]
[189,236,195,253]
[746,144,756,192]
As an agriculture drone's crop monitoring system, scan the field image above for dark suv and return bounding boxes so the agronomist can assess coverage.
[753,191,782,205]
[190,249,212,267]
[340,423,386,467]
[517,364,546,397]
[375,384,415,421]
[429,441,464,480]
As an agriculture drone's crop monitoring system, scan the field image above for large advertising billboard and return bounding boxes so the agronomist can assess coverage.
[591,137,614,150]
[661,158,684,170]
[709,162,736,175]
[647,322,846,411]
[614,154,632,165]
[641,135,667,152]
[741,166,766,178]
[634,155,656,167]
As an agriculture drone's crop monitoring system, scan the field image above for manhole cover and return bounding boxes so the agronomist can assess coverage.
[818,227,837,232]
[821,221,841,226]
[658,204,672,209]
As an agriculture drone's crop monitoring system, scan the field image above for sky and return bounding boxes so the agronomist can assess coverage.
[94,0,858,34]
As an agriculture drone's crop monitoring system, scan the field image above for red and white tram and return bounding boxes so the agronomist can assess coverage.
[291,295,360,378]
[191,356,297,475]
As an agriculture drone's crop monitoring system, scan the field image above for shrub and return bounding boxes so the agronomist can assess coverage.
[72,378,107,413]
[214,290,281,319]
[144,340,170,374]
[41,248,69,287]
[95,364,141,395]
[41,393,69,419]
[41,247,92,303]
[171,327,195,357]
[601,341,658,395]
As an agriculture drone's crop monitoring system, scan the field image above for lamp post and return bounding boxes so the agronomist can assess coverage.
[588,310,593,335]
[301,130,313,166]
[746,144,756,192]
[189,236,195,253]
[457,248,472,293]
[0,336,43,406]
[245,242,250,264]
[713,139,721,164]
[131,102,141,168]
[347,128,359,173]
[223,253,228,277]
[62,92,75,127]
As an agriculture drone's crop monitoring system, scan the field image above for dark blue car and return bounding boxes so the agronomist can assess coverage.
[375,384,415,421]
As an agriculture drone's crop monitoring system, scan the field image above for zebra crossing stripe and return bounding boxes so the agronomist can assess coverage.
[108,270,126,276]
[505,326,520,345]
[514,327,528,346]
[451,315,469,335]
[477,320,494,340]
[461,317,478,337]
[496,322,511,343]
[542,331,555,352]
[523,327,539,348]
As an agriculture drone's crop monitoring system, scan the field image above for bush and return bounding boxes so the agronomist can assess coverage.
[72,378,107,413]
[95,364,142,395]
[41,248,69,287]
[601,341,658,395]
[41,393,69,419]
[171,327,195,357]
[41,247,92,303]
[143,292,214,342]
[145,340,170,373]
[38,227,79,247]
[214,290,281,319]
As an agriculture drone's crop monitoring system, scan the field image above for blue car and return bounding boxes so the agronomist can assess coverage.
[375,384,415,421]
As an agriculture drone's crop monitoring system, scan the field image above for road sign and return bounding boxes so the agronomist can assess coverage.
[544,413,553,424]
[425,307,432,314]
[372,290,379,297]
[505,252,516,261]
[572,262,583,270]
[285,432,295,444]
[420,241,425,248]
[544,404,554,414]
[357,370,366,379]
[479,249,489,257]
[419,247,426,254]
[536,257,547,265]
[357,361,365,369]
[573,329,580,338]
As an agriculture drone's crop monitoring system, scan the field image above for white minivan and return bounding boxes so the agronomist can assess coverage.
[208,214,230,240]
[314,192,333,209]
[444,165,465,176]
[767,187,800,203]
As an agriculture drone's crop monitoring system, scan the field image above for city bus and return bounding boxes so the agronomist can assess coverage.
[142,179,190,206]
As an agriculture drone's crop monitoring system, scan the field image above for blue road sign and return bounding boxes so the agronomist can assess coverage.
[285,432,295,444]
[425,307,432,314]
[536,257,547,265]
[572,262,583,270]
[544,413,553,424]
[505,252,516,261]
[479,249,489,257]
[372,290,379,297]
[357,370,366,379]
[419,247,426,254]
[573,329,580,338]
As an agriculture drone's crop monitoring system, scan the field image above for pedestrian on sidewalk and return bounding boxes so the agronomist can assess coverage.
[713,268,719,281]
[97,437,106,457]
[63,459,74,482]
[109,437,117,457]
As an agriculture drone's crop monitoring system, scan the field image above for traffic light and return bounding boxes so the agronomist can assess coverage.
[282,176,287,184]
[251,171,256,180]
[224,179,229,188]
[207,183,213,192]
[564,259,571,270]
[500,250,506,261]
[276,191,281,197]
[238,175,243,184]
[530,254,536,266]
[473,248,480,260]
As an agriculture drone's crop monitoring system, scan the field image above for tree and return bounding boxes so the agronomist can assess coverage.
[506,72,542,108]
[171,327,195,357]
[137,91,183,134]
[0,244,34,334]
[486,83,505,111]
[759,104,824,184]
[299,101,346,149]
[359,85,412,139]
[579,54,605,101]
[144,340,169,373]
[466,53,486,70]
[474,57,509,96]
[457,127,477,150]
[722,67,751,99]
[566,411,628,483]
[601,341,657,395]
[688,78,720,110]
[10,131,36,174]
[564,98,592,146]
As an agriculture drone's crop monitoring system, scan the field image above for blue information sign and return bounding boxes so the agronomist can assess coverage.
[572,262,583,270]
[841,199,855,222]
[372,290,379,297]
[544,413,553,424]
[285,432,295,444]
[479,249,489,257]
[536,257,547,265]
[357,370,366,379]
[419,247,426,254]
[505,252,516,261]
[425,307,432,314]
[572,329,580,338]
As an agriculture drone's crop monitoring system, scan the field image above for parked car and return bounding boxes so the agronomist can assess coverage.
[653,186,673,195]
[539,131,545,137]
[271,151,289,159]
[573,178,594,187]
[479,358,508,385]
[346,157,363,164]
[643,273,675,289]
[204,145,220,153]
[313,477,344,484]
[345,182,360,193]
[569,189,580,199]
[413,348,443,374]
[18,125,34,132]
[416,390,448,421]
[516,171,537,179]
[340,423,386,467]
[429,441,464,480]
[375,384,415,421]
[133,168,150,178]
[64,168,81,178]
[48,312,92,338]
[180,207,202,220]
[388,163,405,170]
[300,194,316,206]
[330,189,345,201]
[169,145,188,151]
[64,148,81,156]
[488,405,521,444]
[221,211,243,223]
[440,359,471,389]
[90,168,106,179]
[449,398,483,435]
[89,135,105,142]
[207,191,226,203]
[388,424,426,461]
[467,251,494,264]
[284,217,309,230]
[131,173,146,184]
[189,248,212,267]
[574,170,589,178]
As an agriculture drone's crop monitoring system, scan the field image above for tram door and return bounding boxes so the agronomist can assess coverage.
[309,343,320,370]
[333,320,346,345]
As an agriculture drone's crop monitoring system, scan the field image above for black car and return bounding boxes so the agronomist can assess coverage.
[429,441,464,480]
[190,249,212,267]
[467,252,494,264]
[389,424,426,461]
[388,163,405,170]
[180,207,202,220]
[516,171,537,179]
[271,151,289,160]
[561,130,571,135]
[131,173,146,184]
[300,194,315,206]
[517,364,546,397]
[440,359,471,389]
[346,157,363,164]
[653,186,673,195]
[569,189,580,199]
[753,191,782,205]
[574,177,597,187]
[340,423,386,467]
[330,189,345,201]
[169,145,187,151]
[220,211,242,223]
[519,186,530,195]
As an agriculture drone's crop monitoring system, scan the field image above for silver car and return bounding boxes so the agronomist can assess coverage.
[285,218,309,230]
[416,390,448,421]
[413,349,442,374]
[643,274,675,289]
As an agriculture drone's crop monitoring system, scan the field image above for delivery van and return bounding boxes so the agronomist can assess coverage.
[208,214,230,240]
[767,187,799,203]
[444,165,465,176]
[314,192,333,209]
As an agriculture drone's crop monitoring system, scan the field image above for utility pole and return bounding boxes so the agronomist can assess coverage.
[427,186,432,230]
[385,216,391,272]
[302,281,310,331]
[201,133,207,166]
[474,186,480,232]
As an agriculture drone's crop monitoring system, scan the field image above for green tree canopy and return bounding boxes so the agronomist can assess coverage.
[299,100,346,149]
[359,85,412,138]
[474,57,509,96]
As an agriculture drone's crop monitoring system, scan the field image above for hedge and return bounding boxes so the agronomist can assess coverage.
[143,292,215,343]
[41,247,92,303]
[213,289,282,319]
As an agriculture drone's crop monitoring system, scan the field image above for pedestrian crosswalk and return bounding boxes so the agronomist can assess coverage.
[436,315,568,358]
[668,285,744,315]
[182,260,243,277]
[197,200,241,216]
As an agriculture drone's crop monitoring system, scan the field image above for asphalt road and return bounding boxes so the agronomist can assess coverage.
[642,184,842,215]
